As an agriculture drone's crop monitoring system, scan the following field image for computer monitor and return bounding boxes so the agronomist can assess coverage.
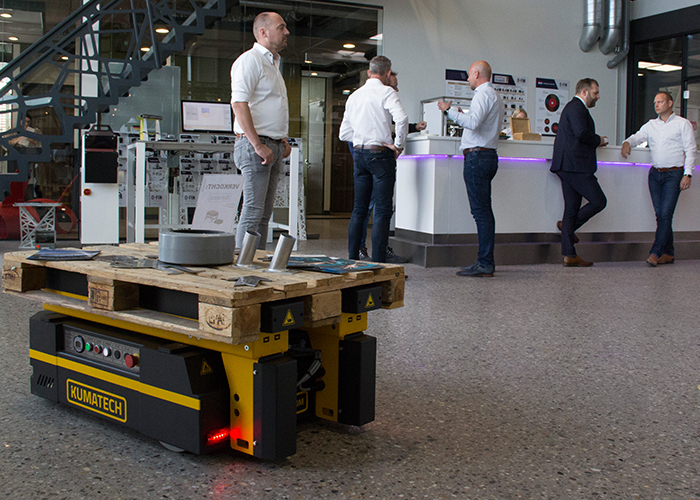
[181,100,233,134]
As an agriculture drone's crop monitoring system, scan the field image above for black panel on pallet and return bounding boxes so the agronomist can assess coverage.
[253,356,298,460]
[338,333,376,426]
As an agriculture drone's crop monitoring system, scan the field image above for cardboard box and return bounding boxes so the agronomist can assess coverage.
[510,117,541,141]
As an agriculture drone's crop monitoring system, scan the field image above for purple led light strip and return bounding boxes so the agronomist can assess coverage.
[398,155,697,169]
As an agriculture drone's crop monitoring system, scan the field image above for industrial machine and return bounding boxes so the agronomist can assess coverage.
[28,282,383,460]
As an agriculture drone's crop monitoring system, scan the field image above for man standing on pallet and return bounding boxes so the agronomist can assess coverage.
[231,11,291,249]
[437,60,502,277]
[340,55,409,263]
[621,91,696,267]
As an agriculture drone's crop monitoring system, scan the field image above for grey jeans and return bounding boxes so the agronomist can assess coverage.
[234,136,284,248]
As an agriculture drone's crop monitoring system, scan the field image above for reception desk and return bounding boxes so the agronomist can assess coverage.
[392,136,700,267]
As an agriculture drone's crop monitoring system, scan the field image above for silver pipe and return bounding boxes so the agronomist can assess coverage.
[607,0,630,68]
[236,230,261,266]
[599,0,622,55]
[267,233,296,272]
[579,0,602,52]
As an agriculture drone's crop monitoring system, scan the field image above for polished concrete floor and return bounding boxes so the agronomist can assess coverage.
[2,219,700,499]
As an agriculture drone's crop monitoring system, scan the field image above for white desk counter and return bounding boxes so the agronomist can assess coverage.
[394,136,700,266]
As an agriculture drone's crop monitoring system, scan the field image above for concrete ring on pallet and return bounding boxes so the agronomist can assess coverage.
[159,229,235,266]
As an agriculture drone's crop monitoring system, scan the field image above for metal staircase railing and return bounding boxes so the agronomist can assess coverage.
[0,0,226,203]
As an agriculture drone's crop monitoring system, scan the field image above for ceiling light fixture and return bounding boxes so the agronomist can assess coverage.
[140,47,150,52]
[0,13,12,18]
[8,36,18,42]
[311,72,318,76]
[343,43,355,49]
[61,56,69,60]
[155,28,169,34]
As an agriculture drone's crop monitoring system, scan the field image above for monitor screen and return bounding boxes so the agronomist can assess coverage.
[181,100,234,133]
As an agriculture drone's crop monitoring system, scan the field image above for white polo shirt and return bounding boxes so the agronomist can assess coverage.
[230,42,289,140]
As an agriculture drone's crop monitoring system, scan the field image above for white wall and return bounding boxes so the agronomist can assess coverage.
[631,0,700,20]
[345,0,700,145]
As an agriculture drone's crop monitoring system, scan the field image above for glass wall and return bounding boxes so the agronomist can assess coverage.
[0,0,382,224]
[171,1,383,214]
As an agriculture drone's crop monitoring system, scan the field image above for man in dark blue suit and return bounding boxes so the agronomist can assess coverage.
[551,78,609,267]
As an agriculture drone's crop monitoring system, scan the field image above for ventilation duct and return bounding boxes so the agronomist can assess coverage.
[599,0,622,55]
[579,0,602,52]
[607,0,629,68]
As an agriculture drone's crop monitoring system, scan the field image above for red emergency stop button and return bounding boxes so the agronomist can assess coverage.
[124,354,139,368]
[83,188,91,195]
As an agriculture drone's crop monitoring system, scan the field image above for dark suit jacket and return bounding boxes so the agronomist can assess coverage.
[550,97,601,174]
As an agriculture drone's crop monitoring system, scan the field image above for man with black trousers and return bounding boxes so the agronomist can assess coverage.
[551,78,608,267]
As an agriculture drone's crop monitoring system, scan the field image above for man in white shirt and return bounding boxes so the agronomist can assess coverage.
[230,12,291,249]
[621,91,697,266]
[436,61,502,277]
[339,55,408,263]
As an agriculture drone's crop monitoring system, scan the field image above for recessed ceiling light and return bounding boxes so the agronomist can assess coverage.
[343,43,355,49]
[155,28,169,34]
[140,47,150,52]
[311,72,318,76]
[0,13,12,18]
[61,56,69,61]
[8,36,18,42]
[304,59,312,64]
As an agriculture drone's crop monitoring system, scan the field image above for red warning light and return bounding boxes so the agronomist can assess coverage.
[206,428,230,446]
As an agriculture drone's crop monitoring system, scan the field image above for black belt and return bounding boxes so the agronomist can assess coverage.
[463,147,496,153]
[354,145,388,151]
[655,166,683,172]
[236,133,284,143]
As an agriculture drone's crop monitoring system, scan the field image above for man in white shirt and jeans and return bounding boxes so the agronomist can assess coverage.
[621,91,697,266]
[437,61,502,277]
[339,55,408,263]
[231,12,291,249]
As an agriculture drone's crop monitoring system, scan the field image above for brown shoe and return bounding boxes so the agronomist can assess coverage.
[657,254,675,265]
[556,220,579,243]
[563,256,593,267]
[646,254,659,267]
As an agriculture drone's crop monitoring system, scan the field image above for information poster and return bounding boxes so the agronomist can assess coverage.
[445,69,474,99]
[492,73,528,129]
[191,174,244,232]
[535,78,570,136]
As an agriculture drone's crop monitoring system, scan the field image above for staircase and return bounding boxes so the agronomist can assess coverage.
[0,0,226,203]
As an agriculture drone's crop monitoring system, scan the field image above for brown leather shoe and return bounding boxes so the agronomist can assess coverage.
[556,220,579,243]
[563,256,593,267]
[657,254,675,265]
[646,254,659,267]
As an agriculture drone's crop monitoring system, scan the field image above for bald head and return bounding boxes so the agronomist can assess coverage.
[468,60,492,90]
[252,12,288,55]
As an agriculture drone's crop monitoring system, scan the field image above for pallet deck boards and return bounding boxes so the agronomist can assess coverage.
[3,244,404,344]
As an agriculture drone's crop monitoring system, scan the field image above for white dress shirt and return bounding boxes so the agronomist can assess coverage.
[446,82,502,151]
[625,113,697,176]
[339,78,408,150]
[230,42,289,139]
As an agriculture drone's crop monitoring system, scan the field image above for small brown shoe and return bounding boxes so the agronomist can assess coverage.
[657,254,675,265]
[563,256,593,267]
[556,220,579,243]
[646,254,659,267]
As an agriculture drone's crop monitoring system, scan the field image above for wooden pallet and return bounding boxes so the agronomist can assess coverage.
[2,244,404,344]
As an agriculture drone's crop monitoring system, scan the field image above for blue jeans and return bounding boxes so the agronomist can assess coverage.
[463,150,499,269]
[348,141,373,248]
[234,136,284,249]
[348,149,396,262]
[556,171,607,257]
[648,167,683,257]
